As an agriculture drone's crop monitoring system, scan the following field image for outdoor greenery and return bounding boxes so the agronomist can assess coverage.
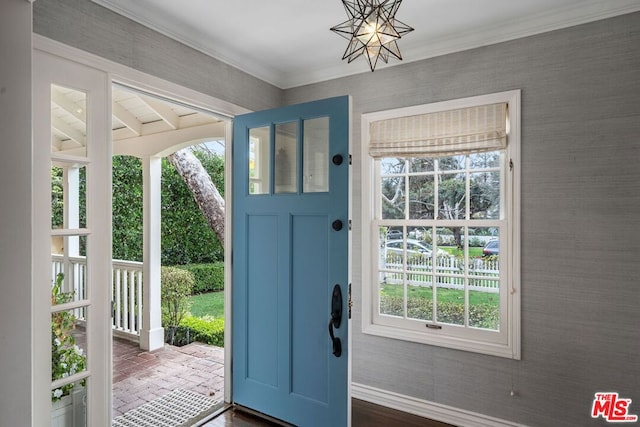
[179,315,225,347]
[112,148,224,265]
[51,273,86,401]
[160,266,194,328]
[441,246,483,258]
[382,153,500,246]
[178,262,225,293]
[111,156,143,261]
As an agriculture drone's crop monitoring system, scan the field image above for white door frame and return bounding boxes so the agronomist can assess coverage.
[34,34,249,422]
[33,47,112,425]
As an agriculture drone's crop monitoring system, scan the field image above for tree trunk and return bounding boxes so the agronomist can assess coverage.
[167,149,225,246]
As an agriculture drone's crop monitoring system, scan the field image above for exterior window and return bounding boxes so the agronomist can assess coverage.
[361,91,521,358]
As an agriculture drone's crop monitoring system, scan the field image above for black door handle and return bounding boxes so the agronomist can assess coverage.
[329,284,342,357]
[329,320,342,357]
[332,220,343,231]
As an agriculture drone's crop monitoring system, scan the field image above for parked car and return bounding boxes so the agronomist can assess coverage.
[482,240,499,256]
[385,239,449,257]
[386,229,403,239]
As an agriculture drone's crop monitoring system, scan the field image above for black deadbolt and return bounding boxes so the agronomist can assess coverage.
[332,220,343,231]
[332,154,343,165]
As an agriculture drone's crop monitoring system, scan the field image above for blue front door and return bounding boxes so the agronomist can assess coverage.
[232,96,350,426]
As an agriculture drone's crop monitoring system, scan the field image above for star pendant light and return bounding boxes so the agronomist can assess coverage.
[330,0,414,71]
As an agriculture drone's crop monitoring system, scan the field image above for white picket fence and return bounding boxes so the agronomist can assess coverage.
[51,255,143,339]
[381,255,500,293]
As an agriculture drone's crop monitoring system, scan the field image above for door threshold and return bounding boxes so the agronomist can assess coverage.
[192,402,233,426]
[195,403,295,427]
[233,405,295,426]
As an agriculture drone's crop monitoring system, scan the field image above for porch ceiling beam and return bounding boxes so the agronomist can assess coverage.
[51,116,85,147]
[112,102,142,136]
[139,95,179,130]
[113,121,226,158]
[51,89,85,123]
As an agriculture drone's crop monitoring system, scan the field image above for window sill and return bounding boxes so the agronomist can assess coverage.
[362,320,520,359]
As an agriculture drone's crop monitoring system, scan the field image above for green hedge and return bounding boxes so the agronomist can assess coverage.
[180,315,225,347]
[380,295,498,329]
[177,262,224,293]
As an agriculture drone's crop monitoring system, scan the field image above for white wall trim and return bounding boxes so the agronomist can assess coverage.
[352,383,528,427]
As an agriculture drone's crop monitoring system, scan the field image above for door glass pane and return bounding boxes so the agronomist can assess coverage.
[51,84,87,158]
[275,122,297,194]
[51,308,88,389]
[51,235,88,306]
[249,126,270,194]
[51,164,87,230]
[51,379,87,426]
[303,117,329,193]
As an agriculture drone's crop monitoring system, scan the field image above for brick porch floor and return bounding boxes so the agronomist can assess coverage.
[112,336,225,417]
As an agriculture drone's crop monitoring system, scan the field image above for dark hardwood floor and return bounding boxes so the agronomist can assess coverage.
[200,399,454,427]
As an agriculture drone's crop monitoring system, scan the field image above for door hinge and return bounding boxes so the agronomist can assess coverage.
[509,159,514,171]
[348,283,352,319]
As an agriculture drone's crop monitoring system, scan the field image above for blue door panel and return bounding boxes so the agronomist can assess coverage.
[233,96,350,427]
[246,214,279,387]
[291,214,329,404]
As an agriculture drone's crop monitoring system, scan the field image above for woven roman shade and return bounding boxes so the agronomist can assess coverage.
[369,103,508,158]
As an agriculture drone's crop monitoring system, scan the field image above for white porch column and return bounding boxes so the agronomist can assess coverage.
[140,156,164,351]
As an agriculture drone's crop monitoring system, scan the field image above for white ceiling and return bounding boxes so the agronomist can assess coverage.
[92,0,640,89]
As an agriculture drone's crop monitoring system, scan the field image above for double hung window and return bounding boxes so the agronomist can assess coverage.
[361,91,521,358]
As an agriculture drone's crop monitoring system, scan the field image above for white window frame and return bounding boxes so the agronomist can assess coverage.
[361,90,521,359]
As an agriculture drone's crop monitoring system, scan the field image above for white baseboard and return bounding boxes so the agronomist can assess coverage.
[351,383,528,427]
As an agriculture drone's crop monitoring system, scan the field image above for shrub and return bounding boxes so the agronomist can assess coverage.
[51,273,86,401]
[468,236,485,247]
[161,266,194,328]
[178,262,224,293]
[380,295,498,329]
[180,315,225,347]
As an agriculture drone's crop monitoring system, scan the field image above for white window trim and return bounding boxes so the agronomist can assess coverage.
[361,90,521,359]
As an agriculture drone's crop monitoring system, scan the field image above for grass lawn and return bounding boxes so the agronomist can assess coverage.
[440,246,483,258]
[188,291,224,318]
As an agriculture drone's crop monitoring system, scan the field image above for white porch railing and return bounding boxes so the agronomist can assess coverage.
[111,259,143,337]
[381,255,500,293]
[51,255,143,340]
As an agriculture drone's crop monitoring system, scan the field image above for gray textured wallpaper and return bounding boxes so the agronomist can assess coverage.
[285,12,640,427]
[34,2,640,426]
[33,0,283,112]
